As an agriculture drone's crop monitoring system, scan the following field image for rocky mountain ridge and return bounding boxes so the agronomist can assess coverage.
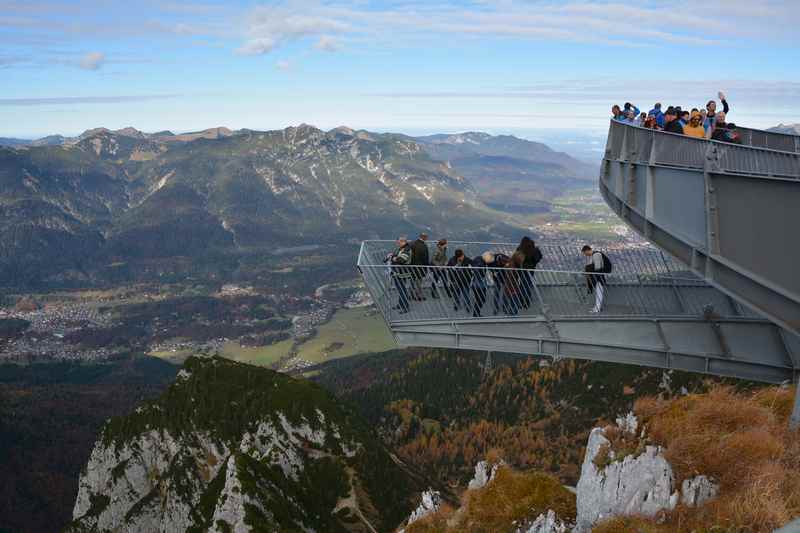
[68,356,422,532]
[1,124,522,286]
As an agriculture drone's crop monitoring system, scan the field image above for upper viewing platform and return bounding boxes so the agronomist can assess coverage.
[601,119,800,336]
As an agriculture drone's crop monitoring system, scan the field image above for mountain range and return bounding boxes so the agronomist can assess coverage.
[0,125,591,286]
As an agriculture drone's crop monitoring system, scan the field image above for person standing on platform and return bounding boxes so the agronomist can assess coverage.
[388,237,413,314]
[410,233,430,301]
[582,245,612,313]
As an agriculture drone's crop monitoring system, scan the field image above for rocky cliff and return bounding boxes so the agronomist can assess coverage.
[573,413,717,532]
[68,356,421,532]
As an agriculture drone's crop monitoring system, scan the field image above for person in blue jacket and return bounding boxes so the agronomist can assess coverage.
[648,103,664,128]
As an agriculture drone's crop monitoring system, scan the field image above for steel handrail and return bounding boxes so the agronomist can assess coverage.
[609,119,800,155]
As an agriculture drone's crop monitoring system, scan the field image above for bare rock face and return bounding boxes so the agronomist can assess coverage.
[574,427,677,532]
[402,489,442,529]
[467,459,502,490]
[573,414,719,532]
[681,475,718,507]
[518,509,570,533]
[67,357,420,532]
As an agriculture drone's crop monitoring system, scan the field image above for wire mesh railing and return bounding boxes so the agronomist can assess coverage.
[357,241,749,324]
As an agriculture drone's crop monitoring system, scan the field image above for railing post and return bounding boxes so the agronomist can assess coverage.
[530,276,560,351]
[791,383,800,431]
[703,143,721,256]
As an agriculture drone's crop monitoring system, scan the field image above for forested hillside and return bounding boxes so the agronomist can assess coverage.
[314,349,744,486]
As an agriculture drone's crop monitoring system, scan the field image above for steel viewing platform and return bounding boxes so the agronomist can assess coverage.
[357,120,800,424]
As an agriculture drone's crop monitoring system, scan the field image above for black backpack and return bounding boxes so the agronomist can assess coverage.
[596,251,613,274]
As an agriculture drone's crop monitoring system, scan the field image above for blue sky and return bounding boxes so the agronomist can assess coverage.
[2,0,799,139]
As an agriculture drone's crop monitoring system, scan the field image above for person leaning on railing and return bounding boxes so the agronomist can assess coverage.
[484,251,510,315]
[516,236,543,310]
[387,237,413,314]
[410,232,430,301]
[647,102,664,127]
[709,112,742,144]
[430,238,449,299]
[502,252,526,316]
[662,107,684,134]
[470,252,490,318]
[683,110,706,138]
[447,249,473,312]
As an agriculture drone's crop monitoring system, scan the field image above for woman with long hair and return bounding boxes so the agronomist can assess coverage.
[516,236,543,309]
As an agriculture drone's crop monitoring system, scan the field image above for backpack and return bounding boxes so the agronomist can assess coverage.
[595,251,613,274]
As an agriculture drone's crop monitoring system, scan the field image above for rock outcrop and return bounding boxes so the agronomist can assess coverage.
[404,489,442,528]
[68,356,420,532]
[574,414,719,532]
[681,475,718,507]
[467,459,502,490]
[518,509,570,533]
[574,427,677,531]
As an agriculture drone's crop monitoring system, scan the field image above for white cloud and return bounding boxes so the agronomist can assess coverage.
[78,51,105,70]
[236,4,349,55]
[275,59,291,71]
[235,37,276,56]
[314,35,340,52]
[0,94,180,106]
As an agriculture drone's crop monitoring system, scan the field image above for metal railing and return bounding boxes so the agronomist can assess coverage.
[737,126,800,153]
[358,241,753,324]
[606,120,800,179]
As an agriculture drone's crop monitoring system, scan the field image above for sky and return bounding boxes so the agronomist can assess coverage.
[2,0,799,139]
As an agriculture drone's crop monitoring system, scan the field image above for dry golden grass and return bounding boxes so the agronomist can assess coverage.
[594,384,800,532]
[593,425,647,470]
[405,466,575,533]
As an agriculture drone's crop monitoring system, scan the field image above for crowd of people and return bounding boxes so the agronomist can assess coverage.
[384,234,612,317]
[612,91,741,144]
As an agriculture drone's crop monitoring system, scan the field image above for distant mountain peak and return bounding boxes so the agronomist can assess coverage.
[114,126,146,138]
[78,127,111,140]
[330,125,355,136]
[768,123,800,135]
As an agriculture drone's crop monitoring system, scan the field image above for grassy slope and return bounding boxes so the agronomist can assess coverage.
[595,385,800,532]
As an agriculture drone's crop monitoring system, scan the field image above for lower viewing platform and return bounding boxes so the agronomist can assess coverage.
[357,240,800,384]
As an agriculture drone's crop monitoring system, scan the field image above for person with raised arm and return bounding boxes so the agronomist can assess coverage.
[704,90,730,134]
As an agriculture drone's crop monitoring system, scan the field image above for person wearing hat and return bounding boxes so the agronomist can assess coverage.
[663,107,684,134]
[683,111,706,138]
[430,238,449,299]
